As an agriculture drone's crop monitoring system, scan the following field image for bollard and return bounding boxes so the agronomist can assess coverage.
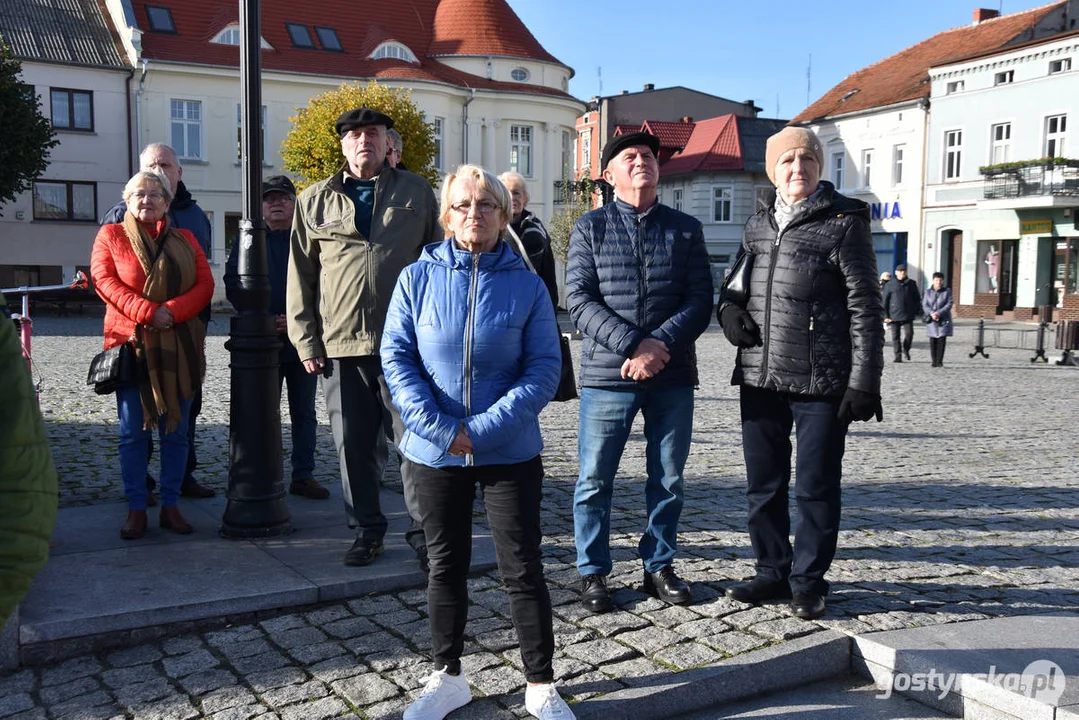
[1031,321,1049,363]
[969,318,990,359]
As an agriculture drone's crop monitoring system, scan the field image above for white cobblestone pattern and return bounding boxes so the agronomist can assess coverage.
[3,314,1078,718]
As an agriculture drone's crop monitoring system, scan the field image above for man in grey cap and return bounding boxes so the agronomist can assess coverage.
[224,176,329,501]
[287,107,440,568]
[566,132,714,613]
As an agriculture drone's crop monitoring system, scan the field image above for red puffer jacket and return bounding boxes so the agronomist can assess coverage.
[90,221,215,350]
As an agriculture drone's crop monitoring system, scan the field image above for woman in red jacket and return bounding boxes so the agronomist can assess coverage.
[90,169,214,539]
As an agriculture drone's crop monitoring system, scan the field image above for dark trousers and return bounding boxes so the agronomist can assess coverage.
[321,356,423,547]
[377,375,426,552]
[413,456,554,683]
[890,321,914,359]
[279,360,317,479]
[929,337,948,366]
[740,385,847,596]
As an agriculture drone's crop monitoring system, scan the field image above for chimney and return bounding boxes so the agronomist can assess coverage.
[680,116,693,123]
[972,8,999,25]
[619,89,628,95]
[643,83,655,91]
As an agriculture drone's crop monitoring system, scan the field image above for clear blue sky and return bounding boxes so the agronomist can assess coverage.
[506,0,1053,119]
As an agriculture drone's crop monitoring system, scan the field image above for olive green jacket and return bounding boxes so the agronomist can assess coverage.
[0,295,58,625]
[286,166,441,361]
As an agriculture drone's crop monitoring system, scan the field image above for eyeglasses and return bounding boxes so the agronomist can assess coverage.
[450,200,499,215]
[131,191,165,202]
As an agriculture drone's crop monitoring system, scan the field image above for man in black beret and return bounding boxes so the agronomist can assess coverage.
[287,107,440,569]
[566,131,713,613]
[882,263,921,362]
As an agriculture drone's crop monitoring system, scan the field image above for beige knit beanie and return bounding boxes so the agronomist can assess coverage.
[765,127,824,184]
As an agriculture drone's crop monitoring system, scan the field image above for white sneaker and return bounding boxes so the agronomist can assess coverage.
[403,667,472,720]
[525,682,576,719]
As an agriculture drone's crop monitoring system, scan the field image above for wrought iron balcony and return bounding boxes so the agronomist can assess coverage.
[982,159,1079,199]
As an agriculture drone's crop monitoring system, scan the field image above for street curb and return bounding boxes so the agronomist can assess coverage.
[575,629,851,719]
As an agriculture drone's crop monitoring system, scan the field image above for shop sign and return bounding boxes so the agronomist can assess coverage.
[1020,219,1053,235]
[870,202,902,220]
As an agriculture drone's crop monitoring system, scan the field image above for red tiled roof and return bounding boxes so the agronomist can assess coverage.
[428,0,559,64]
[612,124,640,136]
[792,2,1063,123]
[130,0,571,97]
[660,115,742,176]
[641,120,696,150]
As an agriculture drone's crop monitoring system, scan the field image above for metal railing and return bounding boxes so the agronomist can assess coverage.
[982,161,1079,199]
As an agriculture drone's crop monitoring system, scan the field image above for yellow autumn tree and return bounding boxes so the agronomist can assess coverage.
[281,81,438,190]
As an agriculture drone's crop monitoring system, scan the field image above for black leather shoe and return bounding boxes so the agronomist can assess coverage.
[904,350,911,361]
[643,566,692,605]
[180,478,216,498]
[416,546,430,574]
[343,539,384,567]
[726,577,792,605]
[790,591,826,620]
[580,574,613,614]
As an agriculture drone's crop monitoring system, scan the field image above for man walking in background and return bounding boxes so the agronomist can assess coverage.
[882,264,921,362]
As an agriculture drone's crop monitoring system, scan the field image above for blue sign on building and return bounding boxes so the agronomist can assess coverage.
[870,202,902,220]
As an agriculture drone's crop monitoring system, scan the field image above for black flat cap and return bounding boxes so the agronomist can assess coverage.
[895,263,907,272]
[601,131,660,169]
[335,107,394,136]
[263,175,296,196]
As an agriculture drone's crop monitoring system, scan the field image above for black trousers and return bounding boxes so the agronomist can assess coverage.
[413,456,554,683]
[890,321,914,358]
[321,356,422,547]
[929,337,948,366]
[740,385,847,596]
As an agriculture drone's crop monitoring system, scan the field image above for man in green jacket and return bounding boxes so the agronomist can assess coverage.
[287,108,440,568]
[0,295,58,625]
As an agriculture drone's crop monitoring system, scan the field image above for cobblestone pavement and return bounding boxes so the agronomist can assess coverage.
[3,313,1079,719]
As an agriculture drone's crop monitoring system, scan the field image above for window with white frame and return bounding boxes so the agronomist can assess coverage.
[946,80,965,94]
[235,104,267,160]
[673,188,683,211]
[994,70,1014,85]
[944,129,962,180]
[509,125,533,176]
[990,122,1012,164]
[432,117,444,171]
[170,99,202,160]
[510,67,530,82]
[1045,114,1067,157]
[1049,58,1072,75]
[831,152,844,188]
[581,131,591,170]
[712,186,732,223]
[561,130,572,179]
[861,149,873,188]
[369,42,418,63]
[892,144,905,186]
[211,24,272,48]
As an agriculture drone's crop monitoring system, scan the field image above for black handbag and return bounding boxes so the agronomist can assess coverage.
[553,333,578,402]
[720,250,753,308]
[86,342,137,395]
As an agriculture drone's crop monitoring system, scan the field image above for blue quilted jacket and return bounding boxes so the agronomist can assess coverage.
[566,199,714,389]
[380,238,561,468]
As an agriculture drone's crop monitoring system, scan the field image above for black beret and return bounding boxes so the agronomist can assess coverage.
[262,175,296,197]
[895,263,907,272]
[335,107,394,136]
[601,131,660,170]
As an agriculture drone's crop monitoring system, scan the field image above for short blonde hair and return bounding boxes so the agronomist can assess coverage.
[439,164,512,233]
[497,171,529,204]
[121,170,173,204]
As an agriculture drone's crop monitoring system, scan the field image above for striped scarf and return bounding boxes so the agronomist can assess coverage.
[123,212,206,432]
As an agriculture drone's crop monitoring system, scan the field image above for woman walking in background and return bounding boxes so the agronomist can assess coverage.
[923,272,953,367]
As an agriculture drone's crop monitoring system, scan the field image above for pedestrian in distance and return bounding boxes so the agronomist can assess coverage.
[91,169,215,539]
[922,272,954,367]
[381,165,571,720]
[385,127,406,170]
[224,175,329,500]
[0,292,58,625]
[879,271,891,288]
[101,143,216,502]
[286,107,440,570]
[718,126,884,620]
[499,171,560,308]
[882,263,921,362]
[566,131,714,615]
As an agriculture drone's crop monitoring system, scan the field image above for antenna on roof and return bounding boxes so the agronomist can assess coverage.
[597,66,603,97]
[806,54,812,108]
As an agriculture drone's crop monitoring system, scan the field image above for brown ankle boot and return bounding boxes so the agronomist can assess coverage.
[121,510,147,540]
[159,505,194,534]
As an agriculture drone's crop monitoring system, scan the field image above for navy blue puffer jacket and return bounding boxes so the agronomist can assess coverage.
[566,199,714,389]
[380,238,560,468]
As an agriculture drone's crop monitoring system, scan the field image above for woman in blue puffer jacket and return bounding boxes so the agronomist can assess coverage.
[381,165,573,720]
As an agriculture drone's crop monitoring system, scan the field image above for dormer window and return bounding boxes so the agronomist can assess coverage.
[511,67,530,82]
[369,41,418,63]
[315,27,342,51]
[286,23,314,49]
[1050,58,1072,74]
[146,5,175,33]
[211,23,273,49]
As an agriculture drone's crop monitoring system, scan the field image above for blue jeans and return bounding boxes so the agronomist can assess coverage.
[280,360,317,480]
[574,386,694,576]
[117,384,192,510]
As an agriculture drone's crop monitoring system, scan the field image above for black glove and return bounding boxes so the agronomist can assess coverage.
[719,305,761,348]
[837,388,883,423]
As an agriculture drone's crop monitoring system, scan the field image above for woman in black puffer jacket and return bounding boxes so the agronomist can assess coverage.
[717,127,884,621]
